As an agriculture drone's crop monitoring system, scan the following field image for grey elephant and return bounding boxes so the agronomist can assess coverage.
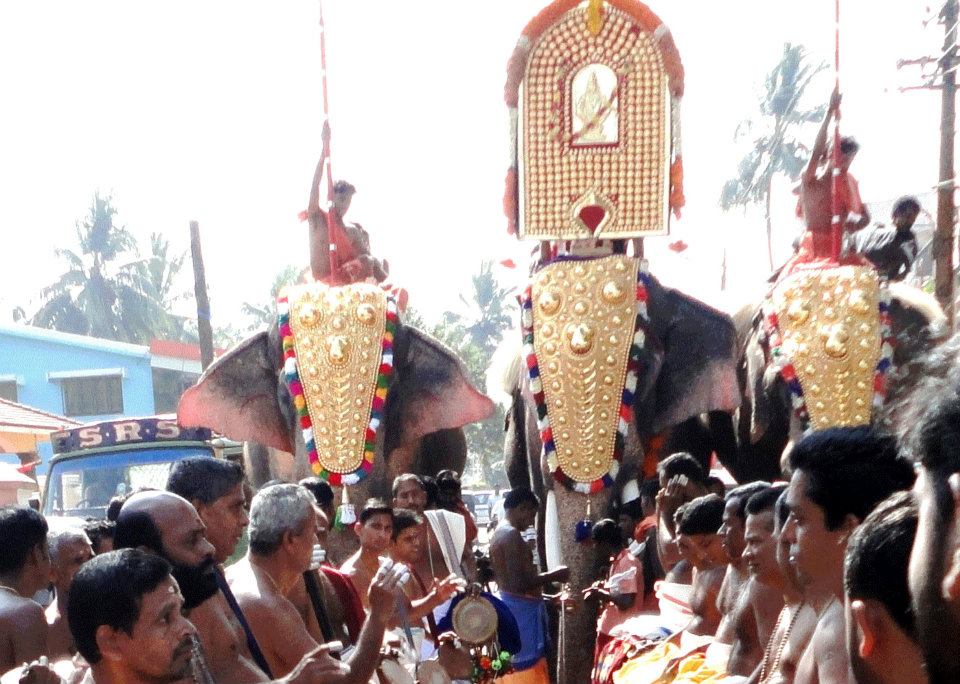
[178,320,495,560]
[707,279,948,483]
[497,272,741,684]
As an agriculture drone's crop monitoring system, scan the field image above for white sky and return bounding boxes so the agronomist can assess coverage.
[0,1,947,330]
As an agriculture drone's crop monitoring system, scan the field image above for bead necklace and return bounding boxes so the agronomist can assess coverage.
[759,602,805,684]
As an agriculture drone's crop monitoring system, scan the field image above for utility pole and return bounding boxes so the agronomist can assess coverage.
[899,0,958,328]
[937,0,958,329]
[189,220,214,370]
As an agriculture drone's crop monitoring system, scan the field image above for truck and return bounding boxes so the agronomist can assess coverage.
[42,415,239,520]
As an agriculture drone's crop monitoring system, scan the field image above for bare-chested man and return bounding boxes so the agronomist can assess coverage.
[228,485,403,684]
[0,506,51,673]
[674,494,727,637]
[45,525,94,659]
[716,482,771,626]
[797,87,869,254]
[115,490,336,684]
[782,428,914,684]
[489,487,568,681]
[746,489,817,684]
[392,474,475,582]
[305,122,388,285]
[723,485,786,677]
[339,499,394,609]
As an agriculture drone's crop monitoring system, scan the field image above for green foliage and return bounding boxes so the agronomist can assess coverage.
[240,265,303,332]
[32,193,171,343]
[410,262,516,488]
[720,43,827,268]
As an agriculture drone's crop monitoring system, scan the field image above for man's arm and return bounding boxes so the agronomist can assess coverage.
[491,528,567,593]
[812,613,852,684]
[307,123,332,282]
[804,87,840,184]
[405,576,459,623]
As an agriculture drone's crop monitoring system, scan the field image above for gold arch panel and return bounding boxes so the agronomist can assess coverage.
[520,4,670,239]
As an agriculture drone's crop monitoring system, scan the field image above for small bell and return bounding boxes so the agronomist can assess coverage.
[574,498,594,542]
[335,485,356,529]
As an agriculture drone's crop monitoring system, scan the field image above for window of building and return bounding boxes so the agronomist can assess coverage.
[60,375,124,417]
[152,368,199,414]
[0,380,17,403]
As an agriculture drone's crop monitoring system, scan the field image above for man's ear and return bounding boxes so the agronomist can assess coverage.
[850,599,875,658]
[96,624,125,663]
[942,474,960,601]
[353,521,363,537]
[839,513,860,546]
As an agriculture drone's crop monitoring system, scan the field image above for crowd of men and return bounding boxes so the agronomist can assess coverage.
[5,343,960,684]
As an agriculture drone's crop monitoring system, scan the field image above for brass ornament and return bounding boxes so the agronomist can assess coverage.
[531,255,639,483]
[286,282,388,474]
[518,4,670,239]
[452,591,499,646]
[771,266,881,429]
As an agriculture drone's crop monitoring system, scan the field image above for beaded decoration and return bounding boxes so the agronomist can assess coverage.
[277,290,398,485]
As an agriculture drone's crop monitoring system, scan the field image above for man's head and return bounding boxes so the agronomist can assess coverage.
[656,452,705,490]
[844,492,922,684]
[84,519,116,555]
[773,489,801,592]
[166,457,248,564]
[639,479,659,519]
[0,506,50,594]
[48,525,94,600]
[837,136,860,172]
[435,470,462,511]
[355,499,394,556]
[742,485,785,586]
[591,518,623,561]
[332,179,356,215]
[392,474,427,514]
[616,498,644,543]
[504,487,539,531]
[896,335,960,683]
[299,477,335,523]
[705,476,726,498]
[114,491,218,610]
[390,508,424,565]
[783,427,914,590]
[249,484,317,574]
[676,494,726,568]
[68,549,195,683]
[719,481,771,566]
[892,196,921,231]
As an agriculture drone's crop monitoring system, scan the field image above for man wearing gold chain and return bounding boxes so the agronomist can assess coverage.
[781,428,913,684]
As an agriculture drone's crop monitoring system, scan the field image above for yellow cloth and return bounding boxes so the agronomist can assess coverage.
[613,641,680,683]
[499,658,549,684]
[670,652,724,682]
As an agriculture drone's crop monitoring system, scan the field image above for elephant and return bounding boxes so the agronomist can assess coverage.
[498,272,741,684]
[708,279,949,483]
[178,319,495,561]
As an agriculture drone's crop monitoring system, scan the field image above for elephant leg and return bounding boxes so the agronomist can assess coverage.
[551,483,613,684]
[243,442,273,489]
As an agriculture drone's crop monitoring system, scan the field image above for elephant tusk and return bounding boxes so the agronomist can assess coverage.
[545,491,562,571]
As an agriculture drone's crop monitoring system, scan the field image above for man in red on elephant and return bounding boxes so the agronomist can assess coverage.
[788,86,869,270]
[303,123,389,287]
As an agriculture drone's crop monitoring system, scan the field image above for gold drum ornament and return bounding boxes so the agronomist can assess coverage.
[285,282,389,474]
[530,255,639,484]
[771,266,881,429]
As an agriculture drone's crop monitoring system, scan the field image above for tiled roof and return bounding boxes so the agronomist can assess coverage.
[0,398,80,432]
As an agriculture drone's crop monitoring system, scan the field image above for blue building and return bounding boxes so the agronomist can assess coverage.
[0,323,156,423]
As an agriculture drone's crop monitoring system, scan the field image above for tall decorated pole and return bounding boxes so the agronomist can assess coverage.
[318,0,339,277]
[830,0,843,261]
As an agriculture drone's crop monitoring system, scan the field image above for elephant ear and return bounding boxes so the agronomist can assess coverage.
[385,325,496,452]
[647,280,740,434]
[177,330,294,453]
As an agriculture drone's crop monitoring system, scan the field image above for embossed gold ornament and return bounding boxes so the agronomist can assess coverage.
[531,255,639,483]
[772,266,880,429]
[286,282,388,474]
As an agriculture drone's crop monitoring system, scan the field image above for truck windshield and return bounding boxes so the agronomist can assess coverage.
[43,446,212,519]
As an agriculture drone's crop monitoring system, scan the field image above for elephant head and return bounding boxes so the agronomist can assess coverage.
[178,320,495,559]
[736,279,948,481]
[500,272,739,684]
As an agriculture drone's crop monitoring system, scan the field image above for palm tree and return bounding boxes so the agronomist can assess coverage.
[145,232,193,341]
[32,193,167,343]
[721,43,828,270]
[240,265,302,331]
[449,261,516,356]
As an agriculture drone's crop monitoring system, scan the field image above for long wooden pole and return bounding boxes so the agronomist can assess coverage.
[830,0,843,261]
[190,220,214,370]
[936,0,958,328]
